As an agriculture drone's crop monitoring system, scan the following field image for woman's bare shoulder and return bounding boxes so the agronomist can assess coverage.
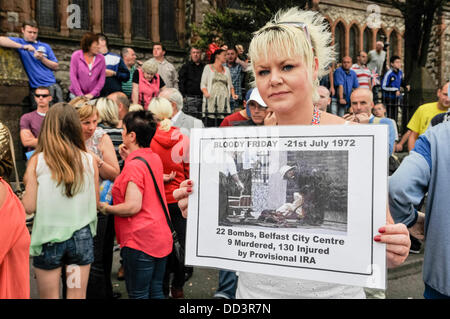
[320,112,348,125]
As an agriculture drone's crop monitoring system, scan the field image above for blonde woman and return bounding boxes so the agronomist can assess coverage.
[22,103,99,299]
[96,97,123,168]
[173,8,410,299]
[74,102,120,299]
[148,97,190,298]
[129,103,144,112]
[132,59,166,109]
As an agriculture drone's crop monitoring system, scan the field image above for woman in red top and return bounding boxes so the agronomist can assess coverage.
[0,177,31,299]
[148,97,189,298]
[99,111,172,299]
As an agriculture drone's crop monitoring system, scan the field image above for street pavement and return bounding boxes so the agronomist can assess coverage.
[29,242,425,299]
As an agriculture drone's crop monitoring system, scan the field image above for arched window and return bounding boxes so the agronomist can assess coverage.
[159,0,177,42]
[36,0,58,29]
[132,0,150,39]
[103,0,120,35]
[334,22,346,63]
[349,25,360,62]
[363,27,373,53]
[376,28,387,44]
[389,30,399,58]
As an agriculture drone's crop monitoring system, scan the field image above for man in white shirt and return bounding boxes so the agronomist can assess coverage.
[150,43,179,89]
[351,51,372,90]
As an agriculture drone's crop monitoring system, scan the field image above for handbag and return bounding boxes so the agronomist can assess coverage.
[133,156,185,263]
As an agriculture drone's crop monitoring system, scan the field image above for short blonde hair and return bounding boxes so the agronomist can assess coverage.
[249,8,334,102]
[148,97,173,132]
[129,103,144,112]
[69,96,90,108]
[141,59,159,76]
[74,102,99,122]
[96,97,119,127]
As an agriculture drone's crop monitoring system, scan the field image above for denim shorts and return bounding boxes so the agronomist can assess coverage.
[33,225,94,270]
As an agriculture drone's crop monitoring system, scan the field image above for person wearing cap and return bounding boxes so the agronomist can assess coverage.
[279,163,331,226]
[219,89,253,127]
[279,165,296,180]
[234,88,270,126]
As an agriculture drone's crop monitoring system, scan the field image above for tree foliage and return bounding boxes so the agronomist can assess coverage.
[191,0,311,50]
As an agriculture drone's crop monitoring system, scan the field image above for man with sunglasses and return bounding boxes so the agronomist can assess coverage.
[19,87,52,152]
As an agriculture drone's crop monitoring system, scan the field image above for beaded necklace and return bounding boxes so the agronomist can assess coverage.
[311,106,321,125]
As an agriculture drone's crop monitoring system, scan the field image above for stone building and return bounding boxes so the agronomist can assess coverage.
[0,0,190,176]
[192,0,449,89]
[1,0,449,177]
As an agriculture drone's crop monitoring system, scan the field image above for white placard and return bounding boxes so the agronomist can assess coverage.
[186,124,388,289]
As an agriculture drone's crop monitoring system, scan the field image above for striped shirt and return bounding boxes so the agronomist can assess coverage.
[351,64,371,89]
[121,65,136,98]
[98,124,124,170]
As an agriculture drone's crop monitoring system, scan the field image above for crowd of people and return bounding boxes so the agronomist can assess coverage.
[0,6,450,300]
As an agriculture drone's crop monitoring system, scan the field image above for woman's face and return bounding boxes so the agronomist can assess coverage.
[121,125,136,148]
[254,53,315,118]
[143,72,154,81]
[89,41,100,55]
[216,51,226,64]
[81,113,98,141]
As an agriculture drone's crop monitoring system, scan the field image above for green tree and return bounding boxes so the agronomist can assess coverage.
[191,0,312,52]
[374,0,447,120]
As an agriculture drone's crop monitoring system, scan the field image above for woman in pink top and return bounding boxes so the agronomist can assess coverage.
[69,32,106,100]
[99,111,172,299]
[131,59,166,109]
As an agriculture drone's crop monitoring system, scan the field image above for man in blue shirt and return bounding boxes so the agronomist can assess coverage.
[0,20,62,108]
[333,56,359,116]
[389,119,450,299]
[381,55,409,119]
[97,34,130,97]
[344,88,396,156]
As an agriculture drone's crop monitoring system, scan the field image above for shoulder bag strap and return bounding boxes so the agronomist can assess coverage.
[133,156,177,237]
[5,125,21,190]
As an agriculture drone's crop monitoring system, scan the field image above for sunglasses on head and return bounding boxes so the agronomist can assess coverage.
[280,22,313,49]
[35,94,50,98]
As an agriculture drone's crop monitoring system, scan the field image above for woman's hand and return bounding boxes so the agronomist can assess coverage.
[163,171,177,183]
[98,202,109,215]
[173,179,193,218]
[374,223,410,268]
[119,143,131,161]
[264,111,278,126]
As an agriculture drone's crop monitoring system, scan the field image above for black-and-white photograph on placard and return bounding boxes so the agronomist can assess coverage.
[218,150,348,234]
